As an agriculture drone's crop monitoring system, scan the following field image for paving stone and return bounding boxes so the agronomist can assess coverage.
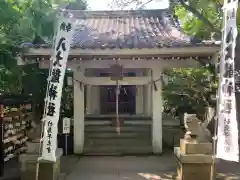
[65,155,240,180]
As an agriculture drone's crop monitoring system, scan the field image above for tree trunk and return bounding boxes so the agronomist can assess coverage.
[203,106,215,134]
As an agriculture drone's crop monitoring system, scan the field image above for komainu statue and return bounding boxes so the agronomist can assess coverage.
[184,113,212,142]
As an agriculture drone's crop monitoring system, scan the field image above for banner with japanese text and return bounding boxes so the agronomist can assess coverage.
[40,17,75,161]
[216,1,239,162]
[217,94,239,162]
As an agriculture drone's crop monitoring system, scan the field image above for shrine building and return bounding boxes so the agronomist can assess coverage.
[22,9,219,155]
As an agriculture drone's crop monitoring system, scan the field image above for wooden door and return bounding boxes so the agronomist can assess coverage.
[100,85,136,114]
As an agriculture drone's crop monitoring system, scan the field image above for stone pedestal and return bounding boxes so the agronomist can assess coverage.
[174,139,215,180]
[19,141,63,180]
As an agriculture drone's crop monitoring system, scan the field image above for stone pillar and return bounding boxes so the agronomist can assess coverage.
[86,85,92,114]
[91,86,100,114]
[136,85,144,114]
[73,71,85,154]
[144,69,152,116]
[152,69,163,154]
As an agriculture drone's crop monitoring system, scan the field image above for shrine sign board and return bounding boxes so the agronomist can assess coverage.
[62,117,71,134]
[110,64,123,81]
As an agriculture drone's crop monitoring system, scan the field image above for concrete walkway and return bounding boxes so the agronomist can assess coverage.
[66,154,177,180]
[65,154,240,180]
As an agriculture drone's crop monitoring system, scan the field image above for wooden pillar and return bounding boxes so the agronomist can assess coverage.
[91,86,100,114]
[152,68,163,154]
[136,85,144,114]
[86,85,92,114]
[144,69,152,116]
[73,71,85,154]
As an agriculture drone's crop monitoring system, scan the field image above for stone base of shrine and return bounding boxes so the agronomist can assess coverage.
[174,147,215,180]
[19,148,63,180]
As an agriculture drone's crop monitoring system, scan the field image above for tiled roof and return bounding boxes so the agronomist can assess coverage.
[28,9,218,49]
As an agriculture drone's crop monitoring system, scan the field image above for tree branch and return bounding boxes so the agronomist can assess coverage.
[137,0,153,9]
[110,0,139,9]
[178,0,221,34]
[111,0,221,35]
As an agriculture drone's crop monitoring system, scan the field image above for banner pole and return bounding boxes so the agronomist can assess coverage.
[211,61,220,180]
[65,134,68,156]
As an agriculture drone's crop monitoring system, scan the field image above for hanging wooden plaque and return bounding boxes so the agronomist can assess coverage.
[110,64,123,80]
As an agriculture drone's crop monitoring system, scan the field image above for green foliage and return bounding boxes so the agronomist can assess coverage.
[174,0,222,39]
[0,0,87,95]
[0,65,23,95]
[163,0,223,117]
[163,66,217,117]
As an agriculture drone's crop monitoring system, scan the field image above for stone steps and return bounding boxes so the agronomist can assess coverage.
[85,120,151,125]
[85,138,152,146]
[83,146,153,155]
[84,119,152,155]
[85,132,151,139]
[85,125,151,132]
[85,115,152,121]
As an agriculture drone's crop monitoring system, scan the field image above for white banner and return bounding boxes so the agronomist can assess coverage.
[216,0,239,162]
[217,89,239,161]
[41,16,75,161]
